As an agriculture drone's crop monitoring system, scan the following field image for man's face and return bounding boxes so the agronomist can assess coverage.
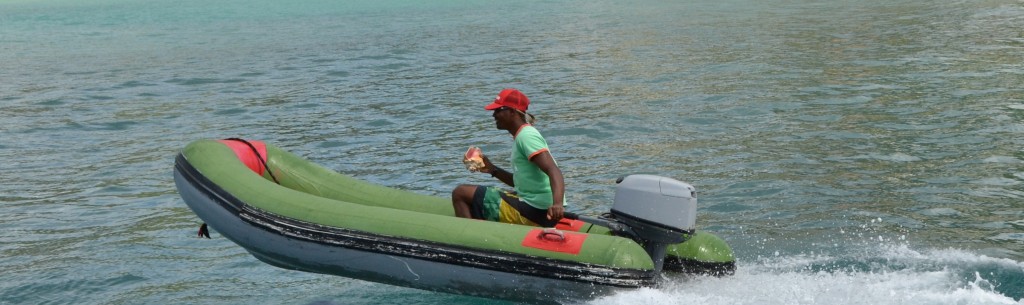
[492,106,513,129]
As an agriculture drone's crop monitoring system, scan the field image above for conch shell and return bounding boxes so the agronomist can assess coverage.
[463,146,486,172]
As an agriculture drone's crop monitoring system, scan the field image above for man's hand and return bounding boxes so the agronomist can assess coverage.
[480,155,495,173]
[547,203,564,221]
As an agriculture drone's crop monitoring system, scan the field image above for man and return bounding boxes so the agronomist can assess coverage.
[451,88,566,227]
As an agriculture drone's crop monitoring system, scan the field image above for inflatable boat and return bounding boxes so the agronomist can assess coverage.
[173,139,734,304]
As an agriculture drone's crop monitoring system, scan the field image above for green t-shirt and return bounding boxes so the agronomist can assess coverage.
[510,125,564,209]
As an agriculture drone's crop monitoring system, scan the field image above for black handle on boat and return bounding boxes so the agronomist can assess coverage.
[560,212,625,234]
[539,228,566,242]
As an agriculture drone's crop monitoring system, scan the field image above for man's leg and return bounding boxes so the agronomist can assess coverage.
[451,184,478,218]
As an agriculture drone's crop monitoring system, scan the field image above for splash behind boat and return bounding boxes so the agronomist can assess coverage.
[173,139,734,304]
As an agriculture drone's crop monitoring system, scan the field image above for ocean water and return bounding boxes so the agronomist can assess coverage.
[1,0,1023,304]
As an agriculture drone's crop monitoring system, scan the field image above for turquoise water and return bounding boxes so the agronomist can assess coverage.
[2,0,1023,304]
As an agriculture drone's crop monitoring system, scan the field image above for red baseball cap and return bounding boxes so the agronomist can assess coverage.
[484,88,529,112]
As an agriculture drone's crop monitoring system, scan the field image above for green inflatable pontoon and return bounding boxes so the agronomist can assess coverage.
[173,139,734,304]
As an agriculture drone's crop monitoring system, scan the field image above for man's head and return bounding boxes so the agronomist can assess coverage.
[484,88,529,112]
[485,88,532,132]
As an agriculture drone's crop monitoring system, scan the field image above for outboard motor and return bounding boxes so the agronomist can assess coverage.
[573,174,697,273]
[611,174,697,272]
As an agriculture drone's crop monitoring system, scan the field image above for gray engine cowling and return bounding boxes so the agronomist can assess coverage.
[611,174,697,235]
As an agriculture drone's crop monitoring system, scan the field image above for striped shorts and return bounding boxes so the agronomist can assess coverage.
[470,186,556,227]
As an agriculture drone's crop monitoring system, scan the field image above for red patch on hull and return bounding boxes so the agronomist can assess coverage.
[555,218,586,232]
[521,228,587,255]
[218,139,268,175]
